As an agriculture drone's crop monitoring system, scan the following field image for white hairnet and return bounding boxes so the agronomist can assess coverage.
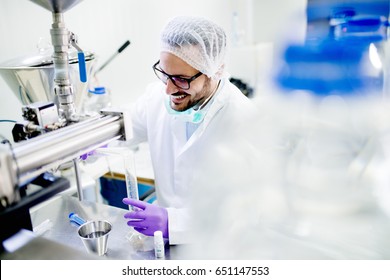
[160,16,227,79]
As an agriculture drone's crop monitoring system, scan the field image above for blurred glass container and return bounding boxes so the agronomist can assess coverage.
[245,39,390,259]
[270,40,389,216]
[83,86,111,117]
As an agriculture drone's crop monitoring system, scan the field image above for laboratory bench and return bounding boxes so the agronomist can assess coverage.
[0,144,188,260]
[2,194,183,260]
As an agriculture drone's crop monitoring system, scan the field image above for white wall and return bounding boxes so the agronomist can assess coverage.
[0,0,307,141]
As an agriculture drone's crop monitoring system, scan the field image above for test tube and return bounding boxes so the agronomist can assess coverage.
[123,150,139,211]
[95,147,139,211]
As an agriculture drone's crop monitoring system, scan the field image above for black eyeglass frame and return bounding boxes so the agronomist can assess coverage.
[153,60,203,90]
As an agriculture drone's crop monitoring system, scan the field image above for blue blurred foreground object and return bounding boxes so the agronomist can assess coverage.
[275,39,383,95]
[333,15,388,42]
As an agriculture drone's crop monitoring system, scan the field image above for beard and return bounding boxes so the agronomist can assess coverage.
[170,78,213,112]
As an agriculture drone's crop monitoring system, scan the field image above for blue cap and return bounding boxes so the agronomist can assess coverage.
[68,212,86,226]
[89,87,106,95]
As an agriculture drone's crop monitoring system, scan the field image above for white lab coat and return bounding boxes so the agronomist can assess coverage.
[127,77,257,244]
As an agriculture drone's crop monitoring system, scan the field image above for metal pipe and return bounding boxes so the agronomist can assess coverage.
[12,115,123,175]
[17,135,121,186]
[73,158,83,201]
[14,115,118,156]
[50,12,79,122]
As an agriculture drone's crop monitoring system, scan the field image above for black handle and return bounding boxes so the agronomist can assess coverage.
[118,40,131,53]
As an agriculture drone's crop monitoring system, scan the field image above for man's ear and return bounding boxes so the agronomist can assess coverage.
[212,63,225,80]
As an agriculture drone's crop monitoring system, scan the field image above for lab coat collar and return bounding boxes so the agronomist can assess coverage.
[171,78,227,156]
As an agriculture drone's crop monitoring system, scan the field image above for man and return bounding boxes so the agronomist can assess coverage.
[122,16,256,245]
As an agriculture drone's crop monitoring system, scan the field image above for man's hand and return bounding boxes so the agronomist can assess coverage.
[123,198,169,238]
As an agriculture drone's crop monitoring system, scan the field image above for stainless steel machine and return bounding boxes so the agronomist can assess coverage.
[0,0,131,253]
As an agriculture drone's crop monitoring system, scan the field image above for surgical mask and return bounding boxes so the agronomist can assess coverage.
[164,96,208,124]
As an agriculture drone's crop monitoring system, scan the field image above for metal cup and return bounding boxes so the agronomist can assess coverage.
[78,220,112,256]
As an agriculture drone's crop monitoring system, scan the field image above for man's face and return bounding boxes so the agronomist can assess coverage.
[159,52,213,112]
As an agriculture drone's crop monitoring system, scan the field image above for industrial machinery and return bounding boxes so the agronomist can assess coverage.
[0,0,131,252]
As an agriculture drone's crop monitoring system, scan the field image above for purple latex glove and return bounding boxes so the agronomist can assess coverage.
[80,144,108,160]
[123,198,169,239]
[80,151,94,160]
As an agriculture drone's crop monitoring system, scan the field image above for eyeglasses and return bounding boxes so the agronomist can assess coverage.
[153,60,203,90]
